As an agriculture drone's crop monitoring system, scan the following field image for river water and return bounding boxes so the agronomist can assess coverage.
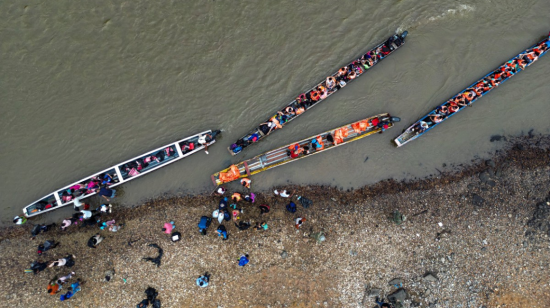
[1,0,549,225]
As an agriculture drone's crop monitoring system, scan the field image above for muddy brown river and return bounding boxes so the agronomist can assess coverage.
[1,1,549,225]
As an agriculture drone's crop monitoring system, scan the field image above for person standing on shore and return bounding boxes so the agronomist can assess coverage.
[196,273,210,287]
[162,221,175,234]
[241,178,251,189]
[13,215,27,225]
[274,189,293,198]
[216,225,228,240]
[48,255,75,268]
[57,272,75,286]
[95,186,116,202]
[238,254,249,267]
[37,240,60,255]
[295,217,306,229]
[87,234,104,248]
[198,133,212,154]
[47,278,61,295]
[60,280,81,301]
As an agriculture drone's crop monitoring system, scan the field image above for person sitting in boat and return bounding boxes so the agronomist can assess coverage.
[380,44,391,57]
[326,76,336,90]
[318,85,328,100]
[413,121,430,134]
[61,190,74,203]
[86,177,100,192]
[376,120,391,133]
[101,173,113,185]
[283,107,295,118]
[143,155,160,165]
[463,90,477,104]
[429,114,443,124]
[361,54,374,70]
[311,136,324,151]
[448,101,459,113]
[310,89,321,102]
[198,133,213,154]
[164,146,176,157]
[351,61,364,75]
[347,70,357,80]
[326,133,334,144]
[136,158,148,171]
[436,105,450,117]
[259,117,282,136]
[181,141,195,153]
[287,143,303,159]
[337,66,348,77]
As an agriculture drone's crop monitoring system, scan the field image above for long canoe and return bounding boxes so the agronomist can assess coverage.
[23,130,221,217]
[228,30,408,156]
[394,32,550,147]
[213,114,399,185]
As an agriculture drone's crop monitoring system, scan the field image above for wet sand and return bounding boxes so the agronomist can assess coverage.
[1,134,550,307]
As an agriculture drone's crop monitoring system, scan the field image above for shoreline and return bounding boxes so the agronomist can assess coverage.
[1,134,550,307]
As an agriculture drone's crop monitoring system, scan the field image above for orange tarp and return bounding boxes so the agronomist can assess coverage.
[219,165,241,183]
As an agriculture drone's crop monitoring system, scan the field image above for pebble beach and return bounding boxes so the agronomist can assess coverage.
[1,134,550,308]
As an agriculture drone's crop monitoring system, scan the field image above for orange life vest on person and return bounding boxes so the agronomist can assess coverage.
[463,90,476,102]
[310,90,320,101]
[240,178,251,188]
[232,192,242,202]
[219,165,241,183]
[338,67,347,76]
[351,122,362,133]
[295,107,305,115]
[333,128,348,145]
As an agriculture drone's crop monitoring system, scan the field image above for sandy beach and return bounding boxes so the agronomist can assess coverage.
[1,134,550,308]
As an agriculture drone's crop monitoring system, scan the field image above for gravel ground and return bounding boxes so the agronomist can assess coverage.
[1,134,550,308]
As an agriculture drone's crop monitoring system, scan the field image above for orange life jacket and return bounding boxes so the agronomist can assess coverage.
[232,192,242,202]
[240,178,251,188]
[295,107,305,115]
[333,128,348,145]
[310,90,320,101]
[219,165,241,183]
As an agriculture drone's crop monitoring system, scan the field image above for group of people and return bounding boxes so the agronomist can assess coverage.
[285,116,392,159]
[60,172,116,203]
[229,33,406,155]
[413,39,549,135]
[24,191,123,302]
[120,146,177,178]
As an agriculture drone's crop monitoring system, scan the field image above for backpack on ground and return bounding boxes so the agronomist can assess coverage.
[286,202,297,213]
[198,216,211,235]
[297,196,312,208]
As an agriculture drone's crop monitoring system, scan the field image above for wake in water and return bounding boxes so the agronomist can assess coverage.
[397,4,475,33]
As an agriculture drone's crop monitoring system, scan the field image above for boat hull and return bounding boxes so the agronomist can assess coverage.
[228,31,408,156]
[394,33,550,147]
[23,130,221,217]
[214,114,397,185]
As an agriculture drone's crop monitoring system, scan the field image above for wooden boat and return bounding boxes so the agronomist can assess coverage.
[394,32,550,147]
[213,114,399,185]
[227,30,408,156]
[23,130,221,217]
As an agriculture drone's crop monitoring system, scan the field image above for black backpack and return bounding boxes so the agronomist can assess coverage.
[286,202,297,213]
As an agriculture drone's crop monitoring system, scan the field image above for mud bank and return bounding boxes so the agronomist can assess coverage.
[1,134,550,308]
